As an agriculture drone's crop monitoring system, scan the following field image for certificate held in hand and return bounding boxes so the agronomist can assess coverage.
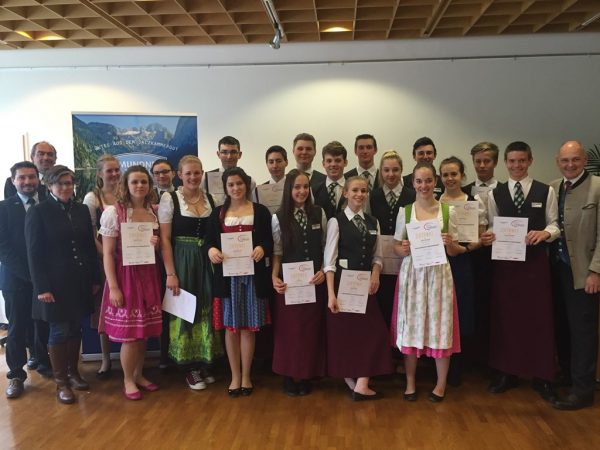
[405,219,447,269]
[282,261,316,305]
[221,231,255,276]
[337,269,370,314]
[256,183,284,214]
[491,216,528,262]
[120,222,155,266]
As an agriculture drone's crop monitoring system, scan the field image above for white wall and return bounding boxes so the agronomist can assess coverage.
[1,34,599,195]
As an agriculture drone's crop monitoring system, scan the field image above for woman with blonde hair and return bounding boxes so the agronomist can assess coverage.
[83,154,120,379]
[159,155,223,390]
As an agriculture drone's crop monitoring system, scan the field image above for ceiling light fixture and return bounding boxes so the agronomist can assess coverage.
[262,0,284,50]
[576,12,600,31]
[322,26,352,33]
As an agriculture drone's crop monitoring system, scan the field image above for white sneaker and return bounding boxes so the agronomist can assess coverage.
[186,370,206,390]
[201,368,216,384]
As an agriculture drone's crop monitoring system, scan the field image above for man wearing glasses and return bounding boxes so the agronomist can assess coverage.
[151,159,176,203]
[203,136,256,206]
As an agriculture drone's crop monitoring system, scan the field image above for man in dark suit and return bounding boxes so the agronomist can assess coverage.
[344,134,380,192]
[3,141,56,200]
[312,141,348,220]
[402,137,444,199]
[0,162,40,398]
[292,133,326,192]
[550,140,600,410]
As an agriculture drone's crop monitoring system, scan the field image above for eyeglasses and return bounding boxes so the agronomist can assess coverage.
[153,170,172,176]
[219,150,239,156]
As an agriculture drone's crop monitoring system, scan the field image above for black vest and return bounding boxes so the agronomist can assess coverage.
[493,180,549,255]
[276,206,324,273]
[170,192,215,241]
[370,187,416,235]
[335,212,378,284]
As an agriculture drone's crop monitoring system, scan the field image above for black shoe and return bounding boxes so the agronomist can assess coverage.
[352,391,383,402]
[403,391,417,402]
[6,379,24,399]
[37,365,53,379]
[428,391,444,403]
[26,357,39,370]
[283,377,298,397]
[553,393,594,411]
[241,386,253,396]
[532,378,557,403]
[297,380,312,396]
[488,374,518,394]
[228,388,242,398]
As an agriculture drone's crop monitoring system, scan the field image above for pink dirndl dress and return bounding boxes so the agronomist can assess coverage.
[99,203,162,343]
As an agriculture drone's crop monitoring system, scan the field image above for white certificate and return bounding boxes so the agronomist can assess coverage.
[256,183,284,214]
[406,219,447,269]
[282,261,316,305]
[162,288,196,324]
[120,222,155,266]
[206,171,226,206]
[451,201,479,243]
[221,231,255,276]
[379,235,402,275]
[337,269,370,314]
[492,216,528,262]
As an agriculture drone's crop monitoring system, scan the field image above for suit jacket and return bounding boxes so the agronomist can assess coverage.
[312,180,345,220]
[403,173,445,199]
[309,170,326,192]
[4,176,48,201]
[550,172,600,290]
[344,168,380,190]
[25,196,100,322]
[0,195,32,291]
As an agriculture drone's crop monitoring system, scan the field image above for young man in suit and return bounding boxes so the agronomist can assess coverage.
[264,145,288,185]
[402,137,444,199]
[4,141,56,200]
[481,141,559,402]
[292,133,326,192]
[0,162,40,398]
[344,134,379,192]
[464,142,501,198]
[550,140,600,410]
[312,141,348,220]
[202,136,256,205]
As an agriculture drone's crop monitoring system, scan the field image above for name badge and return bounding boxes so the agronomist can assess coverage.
[531,202,542,208]
[311,224,321,230]
[434,188,442,193]
[369,229,377,235]
[339,259,348,269]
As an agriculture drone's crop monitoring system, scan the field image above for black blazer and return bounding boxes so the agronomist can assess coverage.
[4,176,48,201]
[0,195,32,291]
[344,168,380,190]
[312,180,345,220]
[25,196,100,322]
[204,202,273,299]
[309,170,326,192]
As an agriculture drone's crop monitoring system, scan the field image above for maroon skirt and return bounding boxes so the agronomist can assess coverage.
[272,284,327,379]
[327,294,394,378]
[489,249,555,380]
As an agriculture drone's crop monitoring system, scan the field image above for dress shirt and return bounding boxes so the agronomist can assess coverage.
[17,192,39,211]
[271,208,328,256]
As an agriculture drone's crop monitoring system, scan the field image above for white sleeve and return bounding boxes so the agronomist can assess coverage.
[323,218,340,273]
[393,207,407,241]
[372,220,383,268]
[82,192,99,227]
[157,192,175,224]
[474,194,488,226]
[98,205,119,237]
[272,214,283,256]
[448,206,459,241]
[544,186,560,242]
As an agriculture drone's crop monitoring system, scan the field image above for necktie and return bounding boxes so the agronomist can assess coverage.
[564,180,572,195]
[558,180,573,265]
[362,171,372,190]
[353,215,368,235]
[480,183,487,187]
[295,209,307,230]
[328,182,338,207]
[387,191,397,209]
[514,181,525,210]
[26,198,35,205]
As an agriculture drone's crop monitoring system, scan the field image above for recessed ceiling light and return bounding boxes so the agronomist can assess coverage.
[322,26,352,33]
[16,31,33,39]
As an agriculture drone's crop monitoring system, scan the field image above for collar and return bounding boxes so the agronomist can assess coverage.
[357,165,377,178]
[508,176,532,190]
[344,206,364,221]
[298,166,312,176]
[17,192,39,205]
[383,183,403,196]
[476,177,497,187]
[563,170,586,186]
[326,177,345,187]
[157,185,175,193]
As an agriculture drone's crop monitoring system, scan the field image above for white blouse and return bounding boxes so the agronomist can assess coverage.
[157,189,212,223]
[99,205,159,237]
[393,204,459,242]
[271,208,328,256]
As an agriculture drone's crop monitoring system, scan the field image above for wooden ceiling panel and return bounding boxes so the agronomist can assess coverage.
[0,0,597,49]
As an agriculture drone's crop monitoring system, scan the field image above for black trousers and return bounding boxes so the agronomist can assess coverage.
[34,319,51,370]
[3,287,34,380]
[554,261,600,397]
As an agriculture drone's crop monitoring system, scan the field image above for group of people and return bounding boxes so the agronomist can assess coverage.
[0,134,598,412]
